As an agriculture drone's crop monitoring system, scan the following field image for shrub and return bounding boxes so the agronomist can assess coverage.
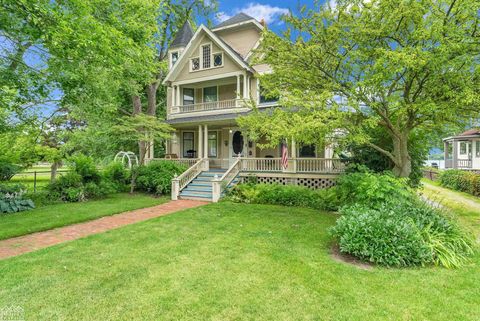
[331,200,474,268]
[439,170,480,196]
[227,183,339,211]
[103,162,130,184]
[136,161,187,195]
[336,169,414,209]
[0,161,21,181]
[70,155,101,183]
[0,184,35,214]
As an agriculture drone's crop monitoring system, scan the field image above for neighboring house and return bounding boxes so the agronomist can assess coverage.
[155,13,344,201]
[443,129,480,170]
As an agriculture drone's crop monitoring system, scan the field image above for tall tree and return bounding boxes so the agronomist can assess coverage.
[130,0,217,162]
[241,0,480,177]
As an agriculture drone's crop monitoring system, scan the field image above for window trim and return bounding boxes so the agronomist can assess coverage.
[201,44,211,69]
[189,41,224,72]
[170,51,179,68]
[213,52,223,67]
[182,131,195,158]
[476,141,480,158]
[207,131,218,158]
[182,88,195,105]
[459,142,468,155]
[190,57,200,72]
[203,86,218,103]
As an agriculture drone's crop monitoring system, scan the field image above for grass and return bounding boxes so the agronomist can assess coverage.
[0,202,479,320]
[0,193,168,240]
[422,178,480,236]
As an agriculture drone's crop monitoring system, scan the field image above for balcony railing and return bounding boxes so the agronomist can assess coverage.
[171,99,245,114]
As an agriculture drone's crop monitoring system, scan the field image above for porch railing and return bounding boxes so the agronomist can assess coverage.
[149,158,198,168]
[171,159,208,200]
[296,158,345,173]
[171,99,244,114]
[444,159,472,169]
[241,158,282,172]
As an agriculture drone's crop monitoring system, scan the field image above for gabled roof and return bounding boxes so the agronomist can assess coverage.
[212,13,264,32]
[163,25,253,84]
[170,21,194,49]
[213,13,255,29]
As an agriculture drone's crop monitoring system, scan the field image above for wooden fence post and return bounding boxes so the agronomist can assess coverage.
[33,171,37,193]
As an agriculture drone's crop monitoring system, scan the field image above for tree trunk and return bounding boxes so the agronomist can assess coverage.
[50,161,62,182]
[391,132,412,178]
[146,81,159,116]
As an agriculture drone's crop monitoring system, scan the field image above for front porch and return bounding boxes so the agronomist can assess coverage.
[443,133,480,170]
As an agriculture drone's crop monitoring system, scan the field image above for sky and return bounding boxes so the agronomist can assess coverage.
[207,0,324,33]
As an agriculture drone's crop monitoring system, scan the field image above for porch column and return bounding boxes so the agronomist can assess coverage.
[204,124,209,159]
[452,139,458,169]
[291,138,297,173]
[198,125,203,159]
[236,75,241,99]
[176,85,181,107]
[243,73,248,99]
[171,86,175,107]
[444,141,449,166]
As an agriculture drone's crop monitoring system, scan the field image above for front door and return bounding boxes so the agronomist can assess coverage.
[229,129,247,165]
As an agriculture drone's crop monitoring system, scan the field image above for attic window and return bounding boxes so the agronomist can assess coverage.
[191,57,200,71]
[171,51,178,67]
[202,44,211,68]
[213,53,223,67]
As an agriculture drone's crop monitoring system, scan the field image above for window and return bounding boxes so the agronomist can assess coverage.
[299,144,316,158]
[191,57,200,71]
[183,132,194,158]
[259,85,279,104]
[203,86,217,102]
[213,53,223,67]
[476,141,480,158]
[208,131,217,157]
[460,142,467,155]
[171,51,178,67]
[183,88,194,105]
[202,44,211,69]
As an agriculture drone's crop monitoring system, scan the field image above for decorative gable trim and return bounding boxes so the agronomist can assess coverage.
[163,25,253,84]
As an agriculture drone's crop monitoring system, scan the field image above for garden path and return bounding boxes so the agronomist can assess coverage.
[0,199,207,260]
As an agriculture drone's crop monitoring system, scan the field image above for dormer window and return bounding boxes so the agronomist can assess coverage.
[202,44,211,69]
[171,51,179,67]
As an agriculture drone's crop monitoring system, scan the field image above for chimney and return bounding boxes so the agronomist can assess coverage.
[260,18,266,27]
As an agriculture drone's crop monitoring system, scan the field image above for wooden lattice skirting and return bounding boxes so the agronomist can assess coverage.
[238,172,339,189]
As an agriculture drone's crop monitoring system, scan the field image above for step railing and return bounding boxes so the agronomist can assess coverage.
[211,158,242,202]
[171,159,208,200]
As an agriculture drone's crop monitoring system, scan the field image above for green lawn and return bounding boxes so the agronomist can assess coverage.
[0,202,479,320]
[0,193,168,240]
[422,179,480,235]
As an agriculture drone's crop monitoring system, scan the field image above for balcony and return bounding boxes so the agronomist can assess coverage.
[170,98,247,116]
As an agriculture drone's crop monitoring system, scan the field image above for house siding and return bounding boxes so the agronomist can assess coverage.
[216,27,260,57]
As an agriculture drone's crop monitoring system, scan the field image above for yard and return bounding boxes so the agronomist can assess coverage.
[0,193,168,240]
[0,202,479,321]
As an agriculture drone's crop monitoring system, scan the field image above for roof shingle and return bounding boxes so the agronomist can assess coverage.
[213,13,256,29]
[171,22,194,48]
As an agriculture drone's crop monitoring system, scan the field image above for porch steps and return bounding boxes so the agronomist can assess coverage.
[179,169,239,201]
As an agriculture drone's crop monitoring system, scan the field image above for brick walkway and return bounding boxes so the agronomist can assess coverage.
[0,200,207,260]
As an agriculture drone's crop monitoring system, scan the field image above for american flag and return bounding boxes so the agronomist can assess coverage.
[281,142,288,169]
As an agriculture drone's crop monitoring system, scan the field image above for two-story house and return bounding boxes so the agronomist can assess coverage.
[158,13,344,201]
